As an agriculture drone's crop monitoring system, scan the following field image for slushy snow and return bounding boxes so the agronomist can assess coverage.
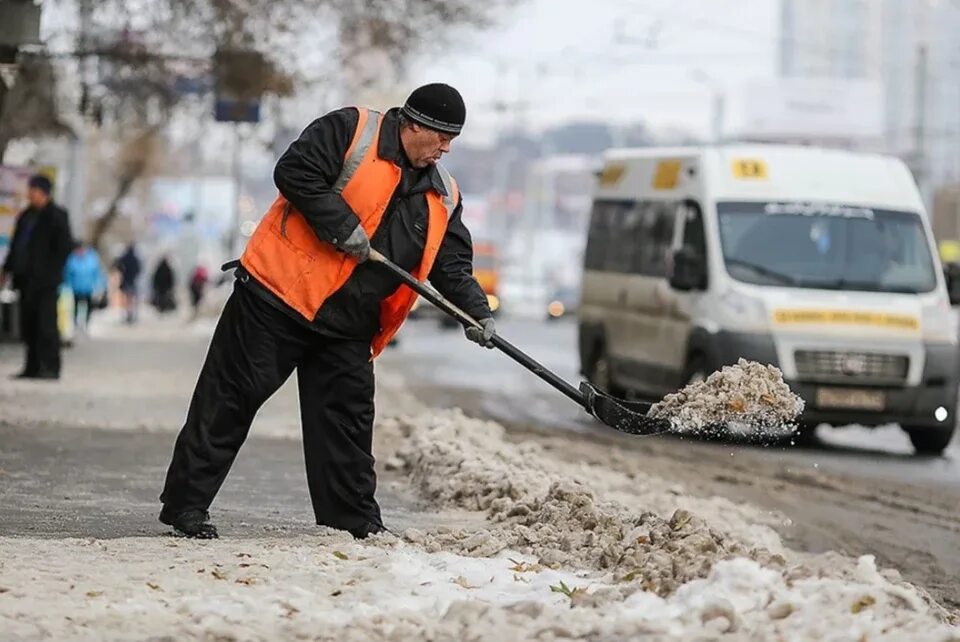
[2,401,956,641]
[650,358,805,435]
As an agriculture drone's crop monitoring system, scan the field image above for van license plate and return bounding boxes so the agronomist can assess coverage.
[815,388,885,411]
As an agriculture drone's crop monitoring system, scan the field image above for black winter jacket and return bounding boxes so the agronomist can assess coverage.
[241,106,491,340]
[2,201,72,291]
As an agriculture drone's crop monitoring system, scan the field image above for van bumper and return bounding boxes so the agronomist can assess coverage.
[705,332,959,430]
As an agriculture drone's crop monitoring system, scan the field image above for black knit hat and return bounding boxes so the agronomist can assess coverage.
[401,83,466,135]
[28,174,53,195]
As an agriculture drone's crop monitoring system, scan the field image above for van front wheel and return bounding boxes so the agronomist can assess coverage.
[905,426,955,456]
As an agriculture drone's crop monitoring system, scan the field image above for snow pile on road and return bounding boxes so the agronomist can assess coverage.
[650,358,804,435]
[1,405,955,641]
[385,409,783,585]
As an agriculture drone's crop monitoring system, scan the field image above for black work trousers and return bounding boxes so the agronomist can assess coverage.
[160,283,381,531]
[18,286,61,377]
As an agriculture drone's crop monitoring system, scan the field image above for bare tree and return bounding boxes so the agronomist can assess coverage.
[1,0,520,249]
[0,54,72,162]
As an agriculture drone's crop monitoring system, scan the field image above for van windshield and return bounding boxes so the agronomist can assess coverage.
[717,201,937,294]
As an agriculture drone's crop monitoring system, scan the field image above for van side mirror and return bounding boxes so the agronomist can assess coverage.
[945,264,960,305]
[670,247,707,291]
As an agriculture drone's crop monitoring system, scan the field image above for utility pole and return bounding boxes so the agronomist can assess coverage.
[913,45,928,205]
[227,125,243,258]
[66,0,95,242]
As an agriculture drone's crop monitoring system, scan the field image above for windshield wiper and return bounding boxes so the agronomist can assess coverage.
[810,278,926,294]
[723,258,798,285]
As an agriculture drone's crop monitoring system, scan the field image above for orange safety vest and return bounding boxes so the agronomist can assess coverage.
[241,108,460,357]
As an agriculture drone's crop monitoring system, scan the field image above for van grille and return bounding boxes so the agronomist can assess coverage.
[794,350,909,384]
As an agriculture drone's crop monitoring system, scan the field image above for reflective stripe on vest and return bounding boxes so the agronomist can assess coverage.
[334,110,380,193]
[240,107,459,358]
[282,110,381,237]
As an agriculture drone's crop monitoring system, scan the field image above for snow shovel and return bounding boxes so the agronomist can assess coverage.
[368,249,672,436]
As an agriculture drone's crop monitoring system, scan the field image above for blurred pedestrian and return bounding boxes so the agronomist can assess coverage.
[0,174,73,380]
[187,264,209,320]
[64,241,107,335]
[160,84,494,539]
[151,256,177,314]
[113,243,142,324]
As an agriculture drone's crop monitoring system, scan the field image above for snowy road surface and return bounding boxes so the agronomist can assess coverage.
[389,317,960,487]
[0,310,957,639]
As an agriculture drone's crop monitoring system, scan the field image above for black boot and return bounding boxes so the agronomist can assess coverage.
[160,507,219,539]
[347,521,387,540]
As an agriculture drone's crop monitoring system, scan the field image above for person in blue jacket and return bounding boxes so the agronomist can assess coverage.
[63,241,106,334]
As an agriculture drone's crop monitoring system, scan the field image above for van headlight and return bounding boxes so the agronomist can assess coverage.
[716,289,769,333]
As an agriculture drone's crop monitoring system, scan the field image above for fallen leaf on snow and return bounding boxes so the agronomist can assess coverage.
[452,576,479,589]
[549,581,586,600]
[86,591,103,598]
[332,551,349,561]
[235,577,256,586]
[508,558,543,573]
[727,398,746,413]
[146,582,162,591]
[851,595,876,614]
[210,569,227,580]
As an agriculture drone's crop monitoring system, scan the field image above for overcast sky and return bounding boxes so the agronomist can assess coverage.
[410,0,780,144]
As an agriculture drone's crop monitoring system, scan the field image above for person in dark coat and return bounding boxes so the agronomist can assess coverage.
[158,84,495,539]
[0,174,73,379]
[114,243,142,324]
[187,264,209,320]
[151,256,177,313]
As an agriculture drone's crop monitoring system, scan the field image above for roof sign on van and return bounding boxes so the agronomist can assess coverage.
[731,159,768,180]
[764,202,874,219]
[652,160,682,189]
[598,163,626,186]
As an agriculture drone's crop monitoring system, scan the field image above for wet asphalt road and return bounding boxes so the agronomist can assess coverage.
[386,317,960,489]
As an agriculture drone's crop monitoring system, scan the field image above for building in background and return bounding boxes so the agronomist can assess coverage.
[777,0,960,206]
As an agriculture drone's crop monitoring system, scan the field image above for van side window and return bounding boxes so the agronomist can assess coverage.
[585,198,680,276]
[681,201,706,258]
[647,203,674,277]
[585,201,615,270]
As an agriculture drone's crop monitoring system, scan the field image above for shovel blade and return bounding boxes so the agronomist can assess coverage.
[579,382,673,436]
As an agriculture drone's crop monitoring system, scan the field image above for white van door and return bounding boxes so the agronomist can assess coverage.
[661,200,707,384]
[615,200,676,393]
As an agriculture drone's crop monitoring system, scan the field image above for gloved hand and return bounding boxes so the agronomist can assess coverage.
[338,224,370,263]
[464,317,496,348]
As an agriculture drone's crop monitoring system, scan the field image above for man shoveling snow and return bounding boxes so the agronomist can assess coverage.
[159,84,495,539]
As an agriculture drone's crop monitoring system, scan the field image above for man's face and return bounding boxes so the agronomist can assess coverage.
[27,187,50,208]
[403,123,457,168]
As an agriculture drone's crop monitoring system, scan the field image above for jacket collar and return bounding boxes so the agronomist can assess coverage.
[378,107,448,196]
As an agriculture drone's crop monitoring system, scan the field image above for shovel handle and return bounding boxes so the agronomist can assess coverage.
[368,249,587,407]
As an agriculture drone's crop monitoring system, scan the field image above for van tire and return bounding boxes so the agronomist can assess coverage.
[587,345,626,397]
[905,426,955,456]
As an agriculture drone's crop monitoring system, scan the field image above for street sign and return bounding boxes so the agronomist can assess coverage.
[214,97,260,123]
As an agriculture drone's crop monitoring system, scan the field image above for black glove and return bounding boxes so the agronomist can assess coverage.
[464,317,496,348]
[338,224,370,263]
